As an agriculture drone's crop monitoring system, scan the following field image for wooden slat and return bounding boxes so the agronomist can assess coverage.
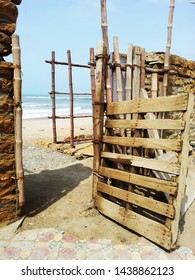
[172,92,195,244]
[101,152,180,175]
[103,136,181,151]
[97,182,175,218]
[99,166,177,195]
[95,196,172,250]
[105,119,185,130]
[106,94,188,115]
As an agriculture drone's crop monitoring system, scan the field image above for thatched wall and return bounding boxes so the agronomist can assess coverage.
[0,0,22,226]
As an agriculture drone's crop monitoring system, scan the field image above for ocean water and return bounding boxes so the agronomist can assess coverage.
[22,94,92,119]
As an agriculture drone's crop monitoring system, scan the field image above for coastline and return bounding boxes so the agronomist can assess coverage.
[23,116,93,146]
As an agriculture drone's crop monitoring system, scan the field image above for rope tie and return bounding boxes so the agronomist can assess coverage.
[95,54,110,60]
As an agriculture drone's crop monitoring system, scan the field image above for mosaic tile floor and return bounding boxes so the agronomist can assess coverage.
[0,228,194,260]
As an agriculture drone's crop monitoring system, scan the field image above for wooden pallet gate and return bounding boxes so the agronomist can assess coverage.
[92,39,194,250]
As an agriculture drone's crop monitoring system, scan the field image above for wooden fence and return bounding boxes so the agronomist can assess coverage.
[93,39,194,250]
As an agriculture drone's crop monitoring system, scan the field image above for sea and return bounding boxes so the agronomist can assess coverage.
[22,94,92,119]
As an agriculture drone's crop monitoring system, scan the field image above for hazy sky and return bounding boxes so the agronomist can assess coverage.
[14,0,195,95]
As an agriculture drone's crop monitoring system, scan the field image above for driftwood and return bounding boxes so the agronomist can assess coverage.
[12,34,24,207]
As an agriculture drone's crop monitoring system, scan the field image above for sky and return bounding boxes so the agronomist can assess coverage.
[13,0,195,95]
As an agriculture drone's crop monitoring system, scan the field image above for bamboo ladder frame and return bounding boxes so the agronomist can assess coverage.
[46,53,91,144]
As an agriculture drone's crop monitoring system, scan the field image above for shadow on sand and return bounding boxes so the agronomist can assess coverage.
[22,162,92,217]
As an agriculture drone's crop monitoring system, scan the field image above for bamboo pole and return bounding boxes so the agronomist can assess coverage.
[140,48,146,90]
[125,43,133,102]
[93,40,106,198]
[100,0,112,102]
[163,0,175,96]
[125,43,133,137]
[90,48,96,122]
[51,51,57,143]
[45,60,90,69]
[132,46,141,157]
[67,50,75,148]
[12,34,24,207]
[113,36,123,103]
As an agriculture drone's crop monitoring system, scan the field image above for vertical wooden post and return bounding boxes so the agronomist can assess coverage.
[93,40,106,198]
[51,51,57,143]
[113,36,124,138]
[113,37,123,103]
[90,48,96,120]
[125,43,133,101]
[171,93,194,245]
[163,0,175,96]
[151,73,158,98]
[140,48,145,90]
[132,46,141,157]
[12,34,24,207]
[100,0,112,102]
[125,43,133,137]
[67,50,75,148]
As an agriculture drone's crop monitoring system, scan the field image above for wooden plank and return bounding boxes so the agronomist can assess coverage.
[101,152,180,175]
[106,94,188,115]
[105,119,185,130]
[99,166,177,195]
[171,93,194,244]
[151,73,158,98]
[103,136,181,151]
[97,182,175,218]
[95,196,172,250]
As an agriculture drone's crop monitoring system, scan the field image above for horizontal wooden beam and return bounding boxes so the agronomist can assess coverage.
[106,94,188,115]
[105,119,185,130]
[45,60,90,69]
[49,92,91,95]
[48,115,92,119]
[103,136,181,151]
[101,152,180,175]
[99,166,177,195]
[97,182,175,218]
[95,196,172,250]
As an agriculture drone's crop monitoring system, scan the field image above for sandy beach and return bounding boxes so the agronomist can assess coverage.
[19,115,195,255]
[23,116,93,145]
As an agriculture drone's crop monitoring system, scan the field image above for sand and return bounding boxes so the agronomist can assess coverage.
[19,116,195,254]
[23,116,93,145]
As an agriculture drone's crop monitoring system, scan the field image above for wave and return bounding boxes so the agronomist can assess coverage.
[24,96,50,99]
[23,106,92,119]
[24,95,92,100]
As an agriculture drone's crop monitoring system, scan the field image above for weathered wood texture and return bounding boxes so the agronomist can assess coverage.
[93,40,106,198]
[93,38,193,249]
[106,94,188,115]
[96,196,172,250]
